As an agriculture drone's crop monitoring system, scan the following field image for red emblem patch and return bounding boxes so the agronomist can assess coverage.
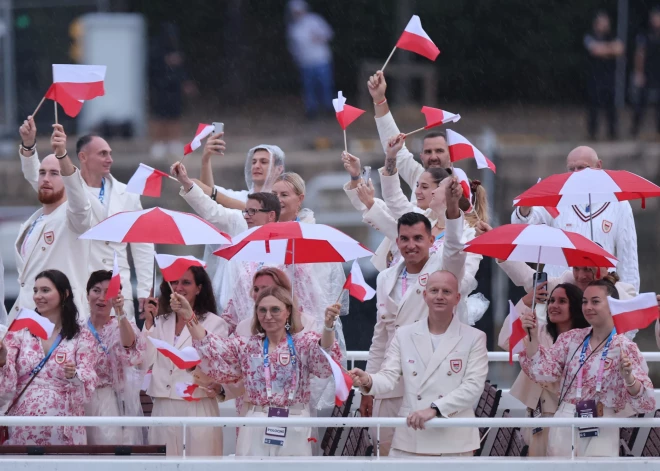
[419,274,428,287]
[55,352,66,364]
[450,359,462,373]
[44,231,54,245]
[602,220,613,233]
[279,352,291,366]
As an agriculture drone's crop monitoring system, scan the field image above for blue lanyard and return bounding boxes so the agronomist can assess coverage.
[98,177,106,203]
[435,231,445,241]
[87,319,109,355]
[401,267,408,297]
[31,334,62,376]
[295,216,300,222]
[576,327,616,398]
[263,332,298,403]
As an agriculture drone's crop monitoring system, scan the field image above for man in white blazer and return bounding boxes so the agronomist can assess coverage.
[351,270,488,456]
[357,179,467,455]
[12,124,93,315]
[19,117,154,319]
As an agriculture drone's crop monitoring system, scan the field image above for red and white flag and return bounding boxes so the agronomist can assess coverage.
[148,337,202,369]
[420,106,461,129]
[105,251,121,301]
[452,167,473,213]
[446,129,496,173]
[320,349,353,406]
[332,91,365,130]
[508,300,526,364]
[343,260,376,302]
[184,123,215,156]
[126,164,170,198]
[536,177,560,218]
[608,293,659,335]
[155,253,206,282]
[9,308,55,340]
[395,15,440,61]
[175,382,201,402]
[45,64,106,117]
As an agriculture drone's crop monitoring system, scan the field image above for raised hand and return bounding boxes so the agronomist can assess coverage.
[341,151,361,179]
[356,179,375,210]
[367,71,387,103]
[19,116,37,149]
[202,132,226,160]
[51,124,67,157]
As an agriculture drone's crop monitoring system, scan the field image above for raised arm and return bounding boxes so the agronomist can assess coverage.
[441,178,467,282]
[360,329,403,397]
[18,115,39,192]
[615,202,640,292]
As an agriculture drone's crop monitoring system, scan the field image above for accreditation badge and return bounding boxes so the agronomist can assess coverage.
[263,407,289,447]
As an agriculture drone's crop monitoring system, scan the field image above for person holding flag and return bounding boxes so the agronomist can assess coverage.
[518,278,655,457]
[498,284,588,456]
[0,270,101,445]
[83,270,146,446]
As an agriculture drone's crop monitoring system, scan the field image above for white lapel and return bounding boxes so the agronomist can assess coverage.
[19,207,52,278]
[419,315,462,387]
[411,319,433,369]
[106,175,125,217]
[175,324,192,349]
[396,253,435,315]
[84,179,107,222]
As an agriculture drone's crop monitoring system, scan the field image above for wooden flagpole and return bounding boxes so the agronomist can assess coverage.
[381,46,397,72]
[32,96,46,118]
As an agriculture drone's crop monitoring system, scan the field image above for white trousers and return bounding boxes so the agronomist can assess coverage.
[84,386,143,445]
[236,405,312,457]
[548,402,618,457]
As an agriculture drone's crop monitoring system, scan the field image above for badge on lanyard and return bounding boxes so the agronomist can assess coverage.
[576,399,600,438]
[263,407,289,447]
[262,334,297,447]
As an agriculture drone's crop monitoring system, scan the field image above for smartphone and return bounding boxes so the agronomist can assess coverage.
[212,122,224,135]
[533,272,548,286]
[361,166,372,183]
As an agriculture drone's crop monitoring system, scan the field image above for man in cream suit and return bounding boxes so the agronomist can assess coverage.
[19,117,154,319]
[357,179,467,455]
[351,270,488,456]
[12,124,93,315]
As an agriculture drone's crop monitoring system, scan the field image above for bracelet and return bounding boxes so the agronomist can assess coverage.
[186,314,199,327]
[20,141,36,151]
[210,187,218,201]
[350,174,361,181]
[374,98,387,106]
[624,377,637,388]
[55,151,68,160]
[323,323,335,332]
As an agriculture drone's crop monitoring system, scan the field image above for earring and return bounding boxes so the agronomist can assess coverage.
[285,321,291,331]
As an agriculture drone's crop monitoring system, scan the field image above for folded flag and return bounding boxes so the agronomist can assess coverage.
[148,337,202,369]
[421,106,461,129]
[184,123,215,156]
[9,308,55,340]
[343,260,376,302]
[608,293,659,335]
[155,253,207,282]
[395,15,440,61]
[320,348,353,406]
[508,300,526,364]
[45,64,106,117]
[105,251,121,301]
[126,163,171,198]
[452,167,473,213]
[332,91,365,130]
[175,382,201,402]
[446,129,497,173]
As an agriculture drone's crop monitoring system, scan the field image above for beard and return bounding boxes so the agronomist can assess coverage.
[38,187,65,205]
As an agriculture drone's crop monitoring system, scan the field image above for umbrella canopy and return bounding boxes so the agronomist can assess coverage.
[79,207,232,245]
[213,221,373,264]
[464,224,618,268]
[513,168,660,208]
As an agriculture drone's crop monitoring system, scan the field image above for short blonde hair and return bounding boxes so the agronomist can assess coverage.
[251,286,304,335]
[275,172,306,197]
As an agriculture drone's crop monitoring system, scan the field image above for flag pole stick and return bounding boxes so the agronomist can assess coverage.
[381,46,397,72]
[335,288,345,304]
[167,175,178,182]
[529,248,542,340]
[343,129,347,153]
[32,96,46,118]
[403,126,426,138]
[54,102,58,124]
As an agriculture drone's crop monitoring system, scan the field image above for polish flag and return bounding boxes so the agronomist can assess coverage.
[175,383,201,402]
[395,15,440,61]
[148,337,202,369]
[320,349,353,406]
[105,251,121,301]
[126,164,170,198]
[608,293,659,335]
[343,260,376,301]
[155,253,207,282]
[45,64,106,117]
[9,308,55,340]
[332,91,365,130]
[452,167,473,213]
[508,300,526,364]
[537,178,560,218]
[184,123,215,156]
[420,106,461,129]
[446,129,497,173]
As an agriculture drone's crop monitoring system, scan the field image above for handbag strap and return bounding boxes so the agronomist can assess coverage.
[3,371,40,416]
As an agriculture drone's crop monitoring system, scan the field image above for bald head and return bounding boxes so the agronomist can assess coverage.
[566,146,602,172]
[424,270,461,317]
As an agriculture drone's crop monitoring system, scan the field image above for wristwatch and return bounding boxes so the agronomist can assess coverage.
[430,402,442,418]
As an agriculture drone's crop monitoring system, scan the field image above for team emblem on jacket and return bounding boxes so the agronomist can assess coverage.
[602,220,613,233]
[44,231,55,245]
[450,359,462,373]
[55,352,66,364]
[419,274,428,286]
[279,352,291,366]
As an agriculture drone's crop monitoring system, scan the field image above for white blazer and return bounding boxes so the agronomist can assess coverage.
[22,152,154,317]
[366,315,488,455]
[11,169,93,316]
[366,213,466,399]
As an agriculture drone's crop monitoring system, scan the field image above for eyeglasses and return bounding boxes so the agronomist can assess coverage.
[242,208,270,217]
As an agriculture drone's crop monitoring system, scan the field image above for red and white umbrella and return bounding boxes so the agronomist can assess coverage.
[79,207,232,245]
[213,221,373,264]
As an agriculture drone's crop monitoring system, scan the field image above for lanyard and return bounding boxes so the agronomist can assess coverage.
[263,333,298,403]
[31,334,62,376]
[295,216,300,222]
[21,215,44,256]
[401,267,408,297]
[87,319,109,355]
[435,231,445,241]
[576,328,616,399]
[98,177,106,203]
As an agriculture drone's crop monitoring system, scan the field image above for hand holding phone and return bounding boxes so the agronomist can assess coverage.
[212,122,224,135]
[361,166,371,183]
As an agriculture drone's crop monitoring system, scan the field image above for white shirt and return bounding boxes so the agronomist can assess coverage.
[20,214,48,258]
[87,178,112,214]
[287,13,333,67]
[213,186,248,203]
[430,332,446,351]
[391,271,419,305]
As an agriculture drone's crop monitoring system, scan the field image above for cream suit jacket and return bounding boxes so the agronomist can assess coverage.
[365,213,466,399]
[366,315,488,455]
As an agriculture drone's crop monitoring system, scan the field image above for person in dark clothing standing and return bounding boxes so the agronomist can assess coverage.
[631,8,660,137]
[584,11,624,140]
